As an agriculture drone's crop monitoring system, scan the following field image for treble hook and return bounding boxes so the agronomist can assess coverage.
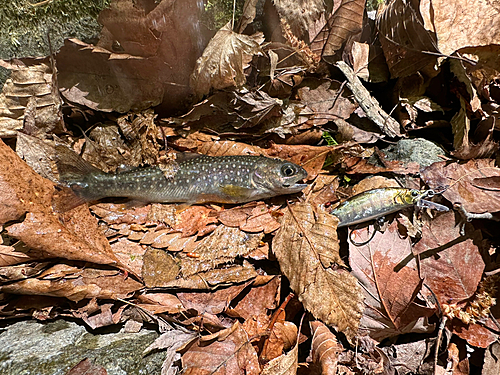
[348,217,384,246]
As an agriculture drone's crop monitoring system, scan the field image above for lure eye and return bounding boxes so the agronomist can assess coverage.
[281,164,297,177]
[410,190,419,198]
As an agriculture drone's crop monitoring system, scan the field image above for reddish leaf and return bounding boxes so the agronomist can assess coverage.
[350,221,433,341]
[414,211,484,305]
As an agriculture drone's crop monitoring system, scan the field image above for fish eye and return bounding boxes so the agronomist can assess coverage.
[410,190,419,197]
[281,164,297,177]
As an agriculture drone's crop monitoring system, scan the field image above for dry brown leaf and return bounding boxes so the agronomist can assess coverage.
[0,245,36,267]
[314,0,366,60]
[273,0,325,41]
[0,62,63,137]
[182,321,260,375]
[163,262,258,290]
[422,159,500,214]
[65,358,108,375]
[142,248,180,288]
[110,238,145,278]
[414,211,485,306]
[424,0,500,56]
[260,336,299,375]
[309,321,343,375]
[376,0,439,78]
[452,322,498,349]
[296,78,358,125]
[0,139,122,267]
[91,203,152,225]
[0,266,142,302]
[177,282,252,315]
[191,22,264,97]
[349,221,434,341]
[178,225,263,277]
[137,292,185,315]
[227,276,281,320]
[272,202,363,343]
[218,202,281,234]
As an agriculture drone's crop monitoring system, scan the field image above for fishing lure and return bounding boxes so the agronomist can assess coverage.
[330,187,449,228]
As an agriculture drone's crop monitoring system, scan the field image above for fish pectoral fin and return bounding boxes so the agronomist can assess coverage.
[219,184,255,201]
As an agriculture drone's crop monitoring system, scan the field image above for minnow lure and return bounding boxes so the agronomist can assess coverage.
[55,146,308,204]
[331,188,449,228]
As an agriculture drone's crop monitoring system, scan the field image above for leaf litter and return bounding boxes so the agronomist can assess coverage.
[1,0,500,373]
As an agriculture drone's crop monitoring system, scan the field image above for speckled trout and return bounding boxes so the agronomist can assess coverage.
[331,188,449,227]
[55,146,308,204]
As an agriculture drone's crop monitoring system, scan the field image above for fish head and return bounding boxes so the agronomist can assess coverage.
[251,159,308,196]
[402,189,429,204]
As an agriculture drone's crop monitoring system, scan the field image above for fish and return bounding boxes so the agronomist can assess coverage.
[55,146,308,204]
[331,188,449,227]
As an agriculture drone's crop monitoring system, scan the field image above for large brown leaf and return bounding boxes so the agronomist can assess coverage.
[350,221,434,341]
[182,321,260,375]
[190,22,264,98]
[413,211,484,306]
[422,159,500,214]
[272,202,363,343]
[0,139,121,268]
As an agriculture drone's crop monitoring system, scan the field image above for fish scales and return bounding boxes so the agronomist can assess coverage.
[331,188,423,227]
[56,150,308,204]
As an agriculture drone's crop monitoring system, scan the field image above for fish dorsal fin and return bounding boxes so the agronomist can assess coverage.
[55,145,103,183]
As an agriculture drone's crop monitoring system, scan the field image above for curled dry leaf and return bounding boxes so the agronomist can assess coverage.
[349,221,434,341]
[182,321,260,375]
[162,262,258,290]
[376,0,439,78]
[191,22,264,98]
[218,202,281,234]
[177,281,251,315]
[272,202,363,343]
[260,335,299,375]
[227,276,281,320]
[422,159,500,214]
[0,266,142,302]
[0,62,63,137]
[178,225,263,277]
[0,140,121,268]
[309,321,343,375]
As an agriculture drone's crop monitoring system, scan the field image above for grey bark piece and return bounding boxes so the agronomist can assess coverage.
[336,61,403,138]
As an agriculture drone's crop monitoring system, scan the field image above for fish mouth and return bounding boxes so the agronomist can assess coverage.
[282,182,308,192]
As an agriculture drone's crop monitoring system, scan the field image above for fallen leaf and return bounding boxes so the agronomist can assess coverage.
[177,281,251,315]
[65,358,107,375]
[308,321,343,375]
[142,248,181,288]
[178,225,263,277]
[422,159,500,214]
[350,221,434,341]
[376,0,439,78]
[260,335,298,375]
[182,321,261,375]
[296,78,357,126]
[0,266,142,302]
[162,262,258,290]
[218,202,281,234]
[414,211,484,306]
[453,321,498,349]
[227,276,281,320]
[191,22,264,97]
[272,202,363,343]
[0,62,63,137]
